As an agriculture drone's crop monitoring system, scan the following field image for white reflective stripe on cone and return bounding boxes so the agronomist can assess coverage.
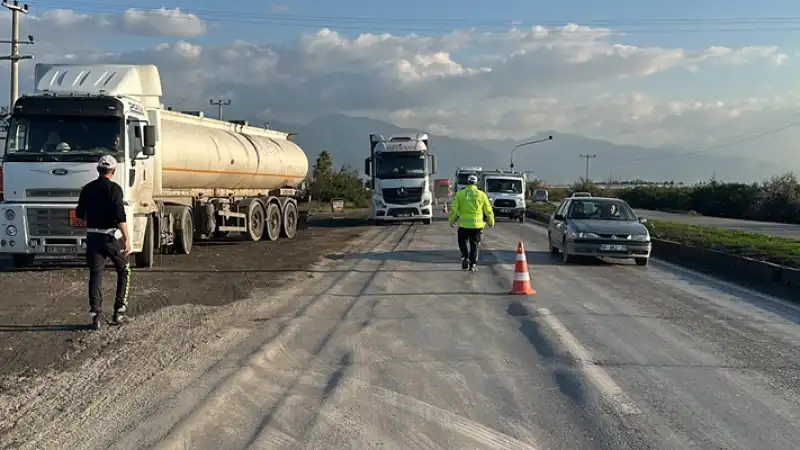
[514,272,530,281]
[516,253,525,261]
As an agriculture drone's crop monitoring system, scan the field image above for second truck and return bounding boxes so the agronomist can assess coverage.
[0,63,310,268]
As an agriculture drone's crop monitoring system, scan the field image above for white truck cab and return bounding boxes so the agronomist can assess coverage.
[478,170,527,223]
[455,166,483,192]
[364,133,437,225]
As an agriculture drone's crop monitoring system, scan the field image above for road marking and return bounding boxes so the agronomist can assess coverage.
[372,386,539,450]
[537,308,641,416]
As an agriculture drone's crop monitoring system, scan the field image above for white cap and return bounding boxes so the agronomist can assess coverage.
[97,155,118,170]
[467,174,478,184]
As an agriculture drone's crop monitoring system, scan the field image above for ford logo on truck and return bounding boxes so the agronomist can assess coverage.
[51,168,68,176]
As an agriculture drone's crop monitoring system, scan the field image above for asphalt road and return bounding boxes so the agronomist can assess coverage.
[5,218,800,449]
[631,209,800,239]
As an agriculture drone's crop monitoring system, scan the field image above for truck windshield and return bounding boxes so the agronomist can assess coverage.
[456,173,473,185]
[376,152,426,179]
[3,115,123,162]
[486,178,523,194]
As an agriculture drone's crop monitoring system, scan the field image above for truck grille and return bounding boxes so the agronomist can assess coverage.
[26,189,81,198]
[494,199,517,208]
[26,208,84,237]
[382,187,423,205]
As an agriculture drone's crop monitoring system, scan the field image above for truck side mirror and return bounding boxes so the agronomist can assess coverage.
[364,157,371,176]
[143,125,157,153]
[429,154,438,174]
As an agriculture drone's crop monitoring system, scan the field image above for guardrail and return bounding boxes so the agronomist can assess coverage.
[525,210,800,299]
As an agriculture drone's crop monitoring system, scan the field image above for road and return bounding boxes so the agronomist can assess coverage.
[633,209,800,239]
[2,218,800,449]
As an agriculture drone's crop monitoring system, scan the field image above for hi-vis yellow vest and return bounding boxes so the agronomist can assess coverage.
[448,185,495,229]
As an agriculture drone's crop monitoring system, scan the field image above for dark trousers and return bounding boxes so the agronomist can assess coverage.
[457,227,483,264]
[86,233,131,314]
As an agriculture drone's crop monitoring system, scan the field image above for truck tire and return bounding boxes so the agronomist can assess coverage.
[11,254,35,268]
[135,214,155,269]
[245,198,266,242]
[281,202,298,239]
[422,218,432,225]
[264,202,281,241]
[174,206,193,254]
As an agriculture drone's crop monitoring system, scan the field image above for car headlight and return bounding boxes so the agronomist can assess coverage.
[631,233,650,242]
[421,198,431,207]
[4,209,14,221]
[567,231,600,240]
[6,225,17,236]
[373,198,386,208]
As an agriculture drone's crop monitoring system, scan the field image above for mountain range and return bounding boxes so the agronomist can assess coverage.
[264,114,783,185]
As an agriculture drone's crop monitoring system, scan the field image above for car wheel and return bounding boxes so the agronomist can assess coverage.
[561,239,573,264]
[635,257,649,267]
[548,233,559,256]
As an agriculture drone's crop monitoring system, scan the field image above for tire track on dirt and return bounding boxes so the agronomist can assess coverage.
[129,224,416,450]
[0,226,390,450]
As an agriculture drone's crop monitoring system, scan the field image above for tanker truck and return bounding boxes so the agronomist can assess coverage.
[0,63,309,268]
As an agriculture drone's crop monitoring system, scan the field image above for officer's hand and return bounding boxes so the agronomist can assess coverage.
[122,240,132,256]
[449,223,454,228]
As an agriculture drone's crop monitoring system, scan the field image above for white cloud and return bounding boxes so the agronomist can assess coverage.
[1,10,797,157]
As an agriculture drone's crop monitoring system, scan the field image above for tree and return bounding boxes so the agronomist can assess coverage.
[311,151,333,199]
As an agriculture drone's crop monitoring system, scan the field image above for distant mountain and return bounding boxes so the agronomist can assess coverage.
[263,113,782,184]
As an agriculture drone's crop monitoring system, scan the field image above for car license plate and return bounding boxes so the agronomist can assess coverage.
[499,208,509,213]
[69,210,86,227]
[45,246,78,254]
[600,244,627,251]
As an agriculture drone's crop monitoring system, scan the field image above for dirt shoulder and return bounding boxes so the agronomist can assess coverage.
[0,215,370,383]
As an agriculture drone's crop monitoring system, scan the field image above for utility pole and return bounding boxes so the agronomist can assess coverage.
[209,99,231,120]
[579,153,596,181]
[0,0,33,109]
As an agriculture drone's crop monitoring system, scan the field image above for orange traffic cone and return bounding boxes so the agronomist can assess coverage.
[509,241,536,295]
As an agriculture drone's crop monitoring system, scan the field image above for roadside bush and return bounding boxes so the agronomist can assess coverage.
[311,151,370,208]
[616,172,800,224]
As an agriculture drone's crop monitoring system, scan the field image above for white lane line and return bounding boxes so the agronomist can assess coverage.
[537,307,641,416]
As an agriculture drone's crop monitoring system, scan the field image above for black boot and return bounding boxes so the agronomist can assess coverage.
[89,312,101,331]
[461,257,469,270]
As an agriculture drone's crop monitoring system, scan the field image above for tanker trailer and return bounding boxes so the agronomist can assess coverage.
[0,63,310,268]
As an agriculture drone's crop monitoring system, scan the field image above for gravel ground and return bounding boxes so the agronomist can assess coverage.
[0,215,370,388]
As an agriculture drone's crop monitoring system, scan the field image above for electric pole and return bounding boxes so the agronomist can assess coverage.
[209,99,231,120]
[0,0,33,109]
[579,153,596,181]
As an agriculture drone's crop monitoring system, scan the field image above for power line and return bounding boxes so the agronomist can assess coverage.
[0,0,34,108]
[25,2,800,33]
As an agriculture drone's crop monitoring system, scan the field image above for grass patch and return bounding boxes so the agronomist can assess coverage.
[646,219,800,268]
[527,202,557,214]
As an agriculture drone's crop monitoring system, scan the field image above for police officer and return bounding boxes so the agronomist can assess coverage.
[448,174,495,271]
[75,155,132,330]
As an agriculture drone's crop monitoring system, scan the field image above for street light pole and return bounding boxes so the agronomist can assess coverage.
[579,153,596,180]
[510,135,553,171]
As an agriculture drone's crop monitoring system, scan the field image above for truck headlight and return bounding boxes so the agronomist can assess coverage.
[421,198,431,207]
[6,225,18,236]
[374,198,386,208]
[4,209,14,221]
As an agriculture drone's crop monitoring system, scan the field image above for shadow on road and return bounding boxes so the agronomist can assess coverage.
[331,249,566,266]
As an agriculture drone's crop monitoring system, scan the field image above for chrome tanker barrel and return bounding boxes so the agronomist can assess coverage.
[158,110,309,191]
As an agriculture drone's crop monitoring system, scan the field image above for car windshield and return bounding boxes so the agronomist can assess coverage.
[4,115,123,162]
[376,151,426,179]
[486,178,523,194]
[567,199,637,221]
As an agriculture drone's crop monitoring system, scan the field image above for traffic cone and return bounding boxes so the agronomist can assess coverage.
[509,241,536,295]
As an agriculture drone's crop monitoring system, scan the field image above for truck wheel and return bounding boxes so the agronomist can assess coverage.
[174,207,194,254]
[245,199,266,242]
[422,218,432,225]
[281,202,298,239]
[264,202,281,241]
[11,254,35,268]
[135,214,155,269]
[519,215,525,223]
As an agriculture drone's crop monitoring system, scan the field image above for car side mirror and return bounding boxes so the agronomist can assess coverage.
[638,217,647,224]
[554,213,565,221]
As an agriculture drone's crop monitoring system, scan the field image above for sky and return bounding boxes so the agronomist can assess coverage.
[2,0,800,174]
